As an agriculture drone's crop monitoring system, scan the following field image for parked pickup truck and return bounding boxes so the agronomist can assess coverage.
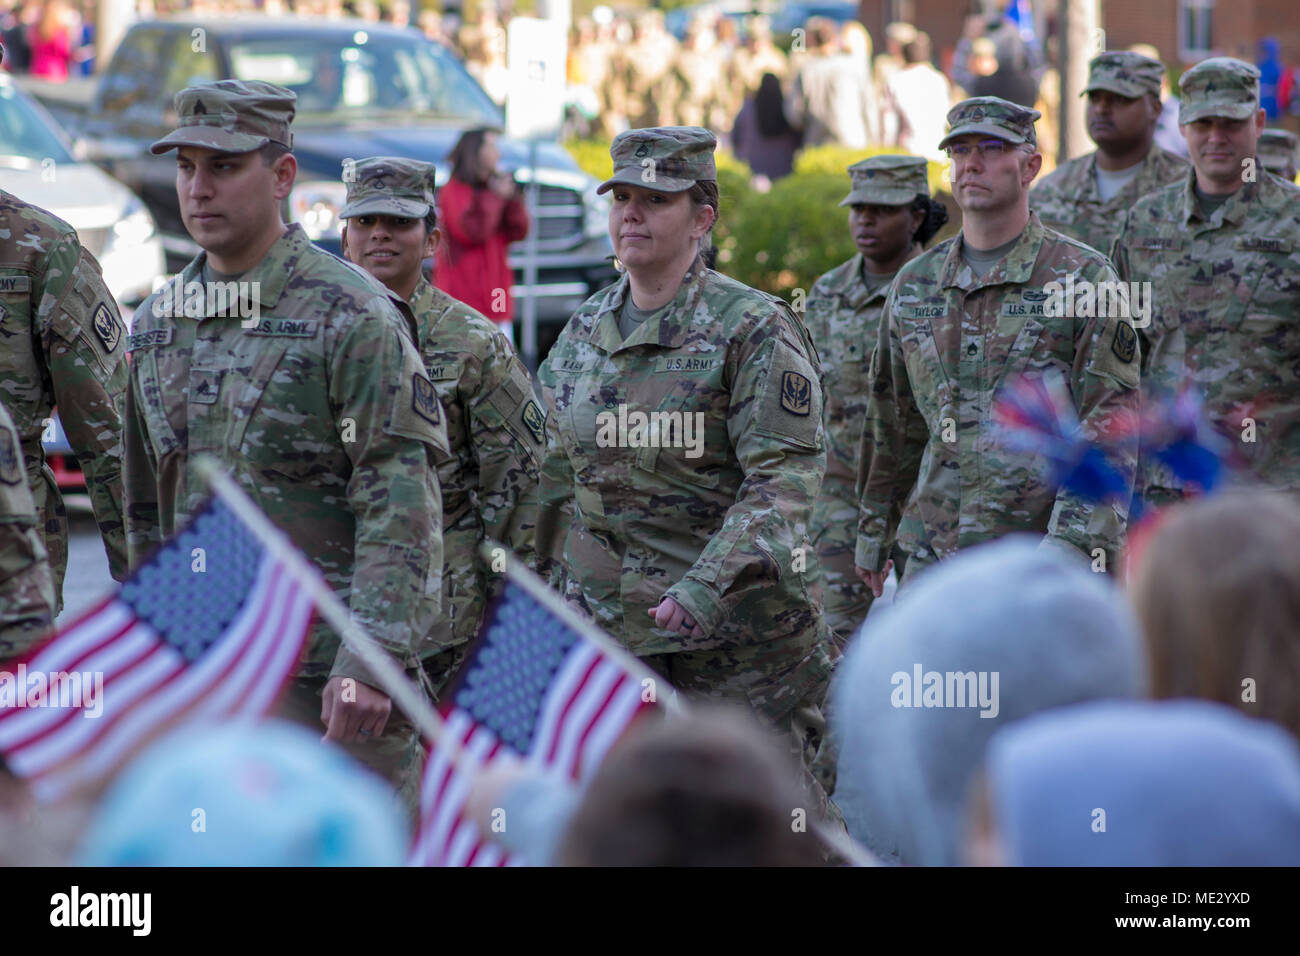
[25,14,618,366]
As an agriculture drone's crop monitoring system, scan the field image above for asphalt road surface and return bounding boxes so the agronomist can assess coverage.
[59,504,117,626]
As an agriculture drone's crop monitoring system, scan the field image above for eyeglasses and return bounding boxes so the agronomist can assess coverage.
[945,139,1027,160]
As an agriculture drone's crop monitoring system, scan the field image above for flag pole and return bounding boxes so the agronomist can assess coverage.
[193,456,449,751]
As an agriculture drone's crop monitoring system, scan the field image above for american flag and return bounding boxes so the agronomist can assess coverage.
[0,494,314,803]
[408,574,659,867]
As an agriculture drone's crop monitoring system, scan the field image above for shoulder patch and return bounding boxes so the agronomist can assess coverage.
[92,303,121,353]
[779,370,813,416]
[522,400,546,444]
[0,424,21,485]
[412,372,442,426]
[1111,320,1137,364]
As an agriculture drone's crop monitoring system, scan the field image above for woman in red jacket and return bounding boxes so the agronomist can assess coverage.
[434,128,530,332]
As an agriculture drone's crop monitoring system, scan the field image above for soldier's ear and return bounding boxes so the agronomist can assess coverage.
[1021,150,1042,186]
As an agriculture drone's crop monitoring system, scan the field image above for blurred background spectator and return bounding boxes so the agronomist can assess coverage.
[732,71,802,188]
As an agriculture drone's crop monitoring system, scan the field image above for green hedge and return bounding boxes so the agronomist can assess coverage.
[564,140,960,304]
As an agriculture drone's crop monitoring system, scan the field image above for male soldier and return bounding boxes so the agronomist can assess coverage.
[0,42,128,612]
[125,81,449,807]
[1259,128,1299,182]
[339,156,543,696]
[1032,51,1187,256]
[0,399,56,657]
[854,97,1140,595]
[1112,59,1300,506]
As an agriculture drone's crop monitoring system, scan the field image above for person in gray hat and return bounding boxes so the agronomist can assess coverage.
[1113,57,1300,507]
[1032,51,1188,257]
[124,80,450,815]
[1258,128,1299,182]
[535,127,841,821]
[804,154,947,646]
[340,156,545,703]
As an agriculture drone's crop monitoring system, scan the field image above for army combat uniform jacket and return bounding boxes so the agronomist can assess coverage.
[124,225,449,685]
[1112,168,1300,500]
[856,213,1140,577]
[0,190,128,605]
[805,253,910,640]
[0,399,56,656]
[409,278,543,652]
[1032,145,1188,256]
[536,262,830,656]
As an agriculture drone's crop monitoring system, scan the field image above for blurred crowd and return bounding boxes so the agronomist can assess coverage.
[7,0,1300,184]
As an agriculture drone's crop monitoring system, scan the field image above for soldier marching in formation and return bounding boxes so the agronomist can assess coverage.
[3,36,1299,841]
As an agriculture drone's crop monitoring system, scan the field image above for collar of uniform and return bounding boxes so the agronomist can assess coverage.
[1180,167,1263,227]
[407,276,446,347]
[209,222,306,310]
[940,212,1046,292]
[590,261,708,353]
[821,253,874,309]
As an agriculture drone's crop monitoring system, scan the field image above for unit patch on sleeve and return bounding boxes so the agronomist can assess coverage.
[780,370,813,416]
[1111,321,1137,364]
[413,372,442,426]
[92,303,122,353]
[521,400,546,444]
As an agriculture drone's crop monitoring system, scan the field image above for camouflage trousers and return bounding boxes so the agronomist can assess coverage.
[34,468,68,614]
[812,520,874,649]
[640,627,844,825]
[275,645,467,826]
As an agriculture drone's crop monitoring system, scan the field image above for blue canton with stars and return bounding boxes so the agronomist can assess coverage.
[118,497,263,663]
[451,583,579,754]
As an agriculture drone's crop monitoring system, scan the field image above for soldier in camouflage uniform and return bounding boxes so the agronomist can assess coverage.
[0,399,56,657]
[1031,51,1188,257]
[855,98,1140,594]
[805,155,944,644]
[0,46,128,612]
[124,81,449,812]
[536,128,839,813]
[1258,128,1299,182]
[1112,59,1300,505]
[340,156,544,697]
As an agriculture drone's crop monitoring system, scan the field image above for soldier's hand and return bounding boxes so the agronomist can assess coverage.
[649,596,705,640]
[320,675,392,744]
[855,559,894,598]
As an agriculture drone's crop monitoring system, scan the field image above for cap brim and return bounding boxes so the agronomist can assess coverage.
[938,126,1032,151]
[596,167,697,195]
[1081,81,1153,99]
[1179,101,1258,123]
[339,196,432,219]
[839,187,921,207]
[149,127,271,155]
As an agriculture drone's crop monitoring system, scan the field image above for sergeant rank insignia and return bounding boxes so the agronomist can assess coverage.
[413,372,441,426]
[93,303,121,353]
[1111,321,1137,364]
[780,370,812,416]
[522,400,546,444]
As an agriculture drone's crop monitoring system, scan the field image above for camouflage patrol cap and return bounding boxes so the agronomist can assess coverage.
[939,96,1041,150]
[1258,128,1299,175]
[150,80,296,155]
[1178,57,1260,123]
[1083,51,1164,99]
[597,127,718,195]
[839,155,930,207]
[339,157,437,219]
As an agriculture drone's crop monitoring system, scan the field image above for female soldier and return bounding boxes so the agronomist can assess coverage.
[535,127,838,808]
[805,155,948,644]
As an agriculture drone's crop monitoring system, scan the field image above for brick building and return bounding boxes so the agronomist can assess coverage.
[856,0,1300,76]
